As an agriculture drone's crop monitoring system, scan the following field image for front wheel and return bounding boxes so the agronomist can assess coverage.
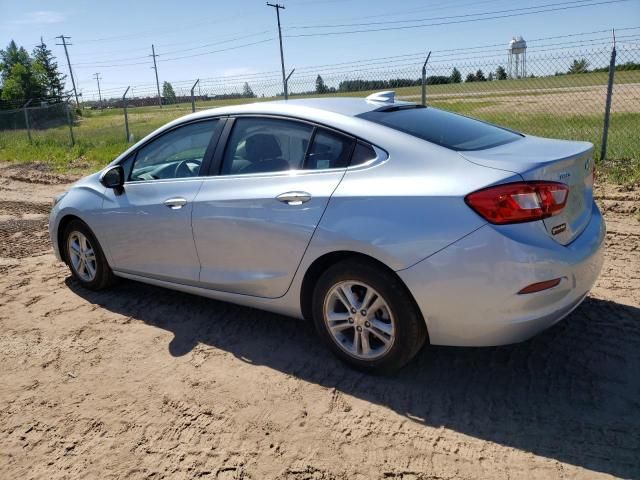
[63,219,115,290]
[312,259,427,373]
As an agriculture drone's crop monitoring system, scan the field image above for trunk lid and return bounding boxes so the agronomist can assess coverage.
[461,135,594,245]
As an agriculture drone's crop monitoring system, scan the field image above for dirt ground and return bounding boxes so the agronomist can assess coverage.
[0,162,639,480]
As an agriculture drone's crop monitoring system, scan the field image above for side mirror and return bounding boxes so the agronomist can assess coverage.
[100,165,124,194]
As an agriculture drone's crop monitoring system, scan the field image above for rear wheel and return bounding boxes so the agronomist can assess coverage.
[312,259,427,373]
[63,220,115,290]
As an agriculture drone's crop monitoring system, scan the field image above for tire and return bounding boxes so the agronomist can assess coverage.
[312,259,427,373]
[63,219,115,290]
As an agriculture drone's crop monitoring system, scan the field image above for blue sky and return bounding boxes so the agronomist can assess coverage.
[1,0,639,99]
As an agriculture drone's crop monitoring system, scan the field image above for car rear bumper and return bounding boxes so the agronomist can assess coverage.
[398,202,605,347]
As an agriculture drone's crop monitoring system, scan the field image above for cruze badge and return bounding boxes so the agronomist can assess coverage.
[559,172,571,180]
[552,223,567,235]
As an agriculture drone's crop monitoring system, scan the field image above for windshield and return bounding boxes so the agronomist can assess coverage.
[359,106,522,151]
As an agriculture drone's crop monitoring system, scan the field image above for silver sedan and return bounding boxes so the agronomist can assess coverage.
[49,92,605,372]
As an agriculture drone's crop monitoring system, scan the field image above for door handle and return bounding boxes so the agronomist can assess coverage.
[164,197,187,209]
[276,191,312,206]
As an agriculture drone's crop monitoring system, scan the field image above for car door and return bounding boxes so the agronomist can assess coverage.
[192,116,356,298]
[99,118,223,283]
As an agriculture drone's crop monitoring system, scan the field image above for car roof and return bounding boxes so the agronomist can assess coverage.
[185,96,418,121]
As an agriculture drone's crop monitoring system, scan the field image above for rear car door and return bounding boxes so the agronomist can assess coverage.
[192,116,355,298]
[99,118,224,283]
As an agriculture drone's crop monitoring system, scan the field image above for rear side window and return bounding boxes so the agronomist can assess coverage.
[359,107,522,151]
[222,117,313,175]
[305,129,354,170]
[350,141,377,166]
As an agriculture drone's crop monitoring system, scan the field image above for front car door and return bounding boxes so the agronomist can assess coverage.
[98,118,223,283]
[192,116,356,298]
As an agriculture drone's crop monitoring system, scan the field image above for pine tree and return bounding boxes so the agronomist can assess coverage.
[495,65,507,80]
[162,81,176,104]
[32,38,65,100]
[450,67,462,84]
[568,58,589,74]
[315,74,328,94]
[475,69,486,82]
[242,82,255,98]
[465,72,476,83]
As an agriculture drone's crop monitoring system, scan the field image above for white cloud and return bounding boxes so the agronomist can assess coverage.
[10,11,65,25]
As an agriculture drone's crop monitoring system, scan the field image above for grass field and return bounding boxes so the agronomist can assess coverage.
[1,70,639,183]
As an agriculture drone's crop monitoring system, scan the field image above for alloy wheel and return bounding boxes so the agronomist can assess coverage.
[323,280,396,360]
[67,231,97,282]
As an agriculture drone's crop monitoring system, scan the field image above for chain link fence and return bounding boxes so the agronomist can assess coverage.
[1,42,639,170]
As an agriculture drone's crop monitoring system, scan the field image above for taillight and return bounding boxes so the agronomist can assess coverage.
[465,181,569,225]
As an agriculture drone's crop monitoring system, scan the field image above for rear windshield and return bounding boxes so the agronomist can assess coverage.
[359,106,522,151]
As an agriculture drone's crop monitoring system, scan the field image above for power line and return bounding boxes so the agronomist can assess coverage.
[288,0,610,29]
[288,0,510,25]
[72,38,276,69]
[157,38,275,62]
[72,31,272,64]
[284,0,634,37]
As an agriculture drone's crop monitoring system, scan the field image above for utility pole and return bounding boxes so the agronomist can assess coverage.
[55,35,80,107]
[266,3,288,100]
[150,44,162,108]
[93,73,103,109]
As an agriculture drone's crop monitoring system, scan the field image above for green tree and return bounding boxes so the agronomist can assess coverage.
[315,74,328,93]
[242,82,255,98]
[450,67,462,83]
[475,69,486,82]
[162,81,176,104]
[0,40,44,101]
[31,38,65,100]
[465,72,476,83]
[568,58,590,74]
[1,63,29,99]
[495,65,507,80]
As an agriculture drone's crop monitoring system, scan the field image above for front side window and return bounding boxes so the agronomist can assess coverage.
[222,117,313,175]
[129,119,218,181]
[359,106,522,151]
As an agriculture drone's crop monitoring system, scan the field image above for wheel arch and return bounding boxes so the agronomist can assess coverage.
[299,250,427,337]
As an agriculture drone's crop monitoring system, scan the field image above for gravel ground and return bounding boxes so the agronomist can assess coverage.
[0,163,639,480]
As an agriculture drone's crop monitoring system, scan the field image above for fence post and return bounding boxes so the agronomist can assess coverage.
[190,79,200,113]
[600,30,616,161]
[123,86,131,142]
[65,100,75,146]
[285,68,295,99]
[421,51,431,106]
[23,99,33,144]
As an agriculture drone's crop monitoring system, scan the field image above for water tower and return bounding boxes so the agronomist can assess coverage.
[508,36,527,78]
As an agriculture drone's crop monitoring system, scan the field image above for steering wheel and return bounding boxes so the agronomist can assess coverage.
[174,160,196,178]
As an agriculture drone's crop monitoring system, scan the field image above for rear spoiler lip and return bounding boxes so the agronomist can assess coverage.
[459,137,593,177]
